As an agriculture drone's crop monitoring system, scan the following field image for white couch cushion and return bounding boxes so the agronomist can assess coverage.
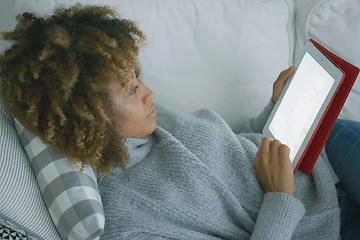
[295,0,360,122]
[14,0,295,132]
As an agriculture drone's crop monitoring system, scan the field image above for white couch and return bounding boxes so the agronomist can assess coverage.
[1,0,359,239]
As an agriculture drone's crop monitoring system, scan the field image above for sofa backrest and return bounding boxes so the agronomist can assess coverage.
[295,0,360,122]
[13,0,296,132]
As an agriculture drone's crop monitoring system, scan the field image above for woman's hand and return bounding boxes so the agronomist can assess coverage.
[253,137,295,196]
[271,66,294,104]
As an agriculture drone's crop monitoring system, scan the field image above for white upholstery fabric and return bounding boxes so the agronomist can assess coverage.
[14,0,295,132]
[295,0,360,122]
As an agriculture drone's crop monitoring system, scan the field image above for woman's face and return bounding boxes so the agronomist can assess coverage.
[107,68,157,139]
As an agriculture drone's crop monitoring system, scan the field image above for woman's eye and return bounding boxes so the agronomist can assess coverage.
[131,85,139,95]
[135,74,143,83]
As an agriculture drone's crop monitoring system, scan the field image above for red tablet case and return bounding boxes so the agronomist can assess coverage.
[294,39,359,175]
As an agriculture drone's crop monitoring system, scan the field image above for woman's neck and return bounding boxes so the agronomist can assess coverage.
[125,135,153,168]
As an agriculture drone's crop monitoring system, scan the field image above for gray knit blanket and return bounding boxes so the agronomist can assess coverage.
[98,102,340,239]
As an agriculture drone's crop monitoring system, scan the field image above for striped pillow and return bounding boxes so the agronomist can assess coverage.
[0,99,61,240]
[14,119,105,240]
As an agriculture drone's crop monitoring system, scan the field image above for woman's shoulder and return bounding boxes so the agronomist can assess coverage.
[154,103,237,147]
[155,103,226,129]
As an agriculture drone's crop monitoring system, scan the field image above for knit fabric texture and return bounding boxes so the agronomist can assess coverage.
[97,101,340,239]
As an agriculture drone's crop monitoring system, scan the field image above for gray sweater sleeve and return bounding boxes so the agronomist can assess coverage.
[244,100,307,238]
[244,99,275,133]
[251,192,305,239]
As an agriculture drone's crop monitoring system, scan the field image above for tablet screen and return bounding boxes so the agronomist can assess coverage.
[268,52,335,162]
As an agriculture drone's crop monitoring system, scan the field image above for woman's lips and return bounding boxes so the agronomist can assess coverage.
[147,106,157,118]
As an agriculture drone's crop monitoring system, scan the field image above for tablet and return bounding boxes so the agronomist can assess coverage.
[262,40,344,172]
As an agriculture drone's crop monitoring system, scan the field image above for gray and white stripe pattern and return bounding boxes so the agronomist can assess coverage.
[13,118,105,240]
[0,99,61,240]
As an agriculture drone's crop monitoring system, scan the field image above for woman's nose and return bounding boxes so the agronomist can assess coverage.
[142,84,154,104]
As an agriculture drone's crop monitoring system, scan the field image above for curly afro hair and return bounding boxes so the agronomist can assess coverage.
[0,3,146,176]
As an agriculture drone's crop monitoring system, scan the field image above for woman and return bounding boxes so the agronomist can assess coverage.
[0,4,358,239]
